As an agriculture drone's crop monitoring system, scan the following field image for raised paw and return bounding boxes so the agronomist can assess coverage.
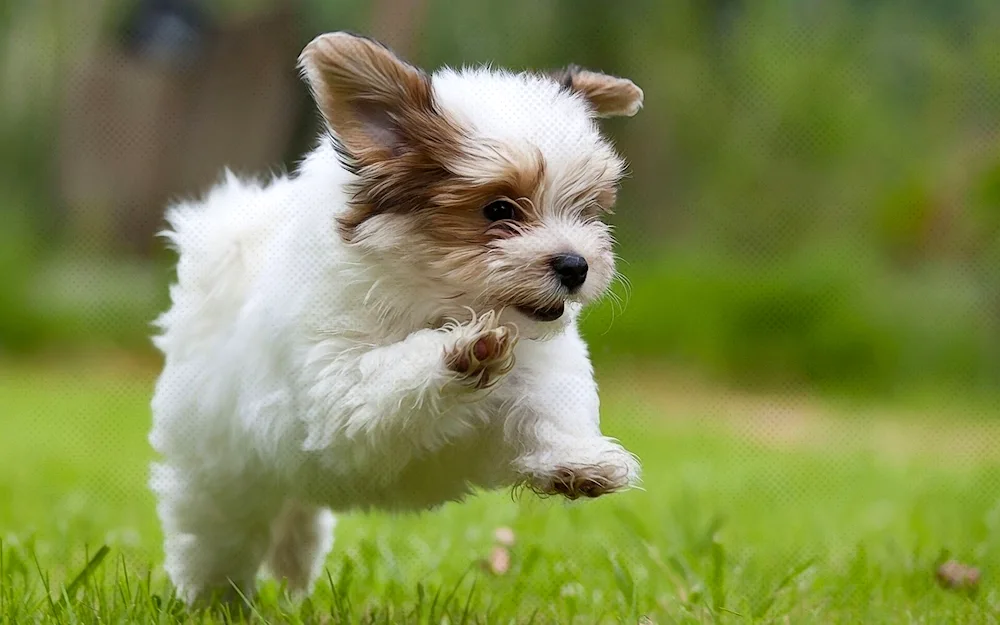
[522,447,641,501]
[445,312,518,390]
[530,464,631,500]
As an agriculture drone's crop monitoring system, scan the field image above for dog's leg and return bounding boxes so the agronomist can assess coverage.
[303,310,517,453]
[514,429,641,500]
[266,499,336,596]
[501,330,641,500]
[509,379,641,500]
[151,462,278,607]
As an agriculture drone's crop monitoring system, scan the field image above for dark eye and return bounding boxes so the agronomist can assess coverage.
[483,200,517,222]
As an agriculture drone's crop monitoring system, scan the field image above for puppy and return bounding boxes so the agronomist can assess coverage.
[149,31,644,606]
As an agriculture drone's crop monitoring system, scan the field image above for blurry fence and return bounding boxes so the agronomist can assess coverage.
[57,2,303,256]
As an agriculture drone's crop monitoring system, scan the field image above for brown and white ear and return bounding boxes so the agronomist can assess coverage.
[298,32,435,164]
[553,64,644,118]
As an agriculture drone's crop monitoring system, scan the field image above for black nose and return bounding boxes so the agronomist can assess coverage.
[550,253,589,291]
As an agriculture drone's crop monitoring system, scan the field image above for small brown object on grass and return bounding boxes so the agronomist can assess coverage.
[486,546,510,576]
[935,559,980,594]
[494,526,516,546]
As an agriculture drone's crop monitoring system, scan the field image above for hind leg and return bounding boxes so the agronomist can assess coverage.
[151,462,278,607]
[266,499,336,596]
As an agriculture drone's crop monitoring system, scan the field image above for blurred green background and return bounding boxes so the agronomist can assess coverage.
[3,0,1000,403]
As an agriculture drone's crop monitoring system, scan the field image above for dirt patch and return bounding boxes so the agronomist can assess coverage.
[600,365,1000,466]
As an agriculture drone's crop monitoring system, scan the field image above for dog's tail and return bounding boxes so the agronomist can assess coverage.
[153,169,279,350]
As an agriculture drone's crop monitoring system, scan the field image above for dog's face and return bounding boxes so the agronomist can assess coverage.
[298,33,642,336]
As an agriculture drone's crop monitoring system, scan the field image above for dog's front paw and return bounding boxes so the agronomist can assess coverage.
[522,446,640,501]
[444,311,518,390]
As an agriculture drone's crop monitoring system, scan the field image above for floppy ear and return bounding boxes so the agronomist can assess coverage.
[298,32,437,165]
[552,64,644,118]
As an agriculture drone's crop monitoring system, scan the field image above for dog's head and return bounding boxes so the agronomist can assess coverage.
[298,32,642,337]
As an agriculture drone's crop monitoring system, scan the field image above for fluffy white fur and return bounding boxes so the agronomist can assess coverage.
[149,32,643,607]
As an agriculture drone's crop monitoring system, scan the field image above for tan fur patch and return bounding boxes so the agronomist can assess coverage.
[422,149,545,237]
[541,153,621,218]
[298,33,471,239]
[550,64,644,118]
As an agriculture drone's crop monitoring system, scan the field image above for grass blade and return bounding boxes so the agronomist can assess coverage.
[439,565,474,618]
[64,545,110,600]
[0,537,5,617]
[31,551,58,617]
[459,577,477,625]
[227,579,269,624]
[752,557,816,619]
[710,536,726,612]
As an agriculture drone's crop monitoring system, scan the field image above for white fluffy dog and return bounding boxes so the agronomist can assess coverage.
[149,31,644,606]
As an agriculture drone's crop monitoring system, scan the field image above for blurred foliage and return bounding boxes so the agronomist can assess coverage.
[2,0,1000,400]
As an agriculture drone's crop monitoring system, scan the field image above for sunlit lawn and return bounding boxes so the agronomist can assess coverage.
[0,359,997,623]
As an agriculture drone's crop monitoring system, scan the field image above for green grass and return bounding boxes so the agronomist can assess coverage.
[0,362,998,623]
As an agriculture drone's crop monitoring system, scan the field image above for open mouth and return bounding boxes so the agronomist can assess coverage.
[516,302,565,322]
